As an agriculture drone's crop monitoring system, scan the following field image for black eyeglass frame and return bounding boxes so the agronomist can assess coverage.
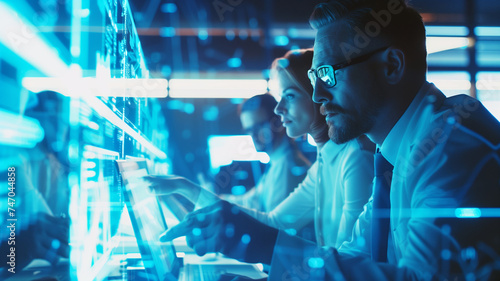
[308,46,390,88]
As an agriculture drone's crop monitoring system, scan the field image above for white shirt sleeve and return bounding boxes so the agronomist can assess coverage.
[238,161,318,231]
[221,185,259,209]
[222,143,310,212]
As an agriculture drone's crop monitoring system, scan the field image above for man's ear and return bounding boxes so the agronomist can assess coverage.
[383,47,405,85]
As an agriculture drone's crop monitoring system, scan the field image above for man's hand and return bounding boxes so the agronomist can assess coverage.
[160,200,279,264]
[31,213,70,261]
[147,175,220,208]
[15,212,70,267]
[146,175,200,198]
[160,202,224,256]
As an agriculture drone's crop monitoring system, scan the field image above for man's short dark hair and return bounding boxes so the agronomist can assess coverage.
[240,93,279,121]
[309,0,427,77]
[26,91,65,115]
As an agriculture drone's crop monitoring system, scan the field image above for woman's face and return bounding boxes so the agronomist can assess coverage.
[274,70,316,138]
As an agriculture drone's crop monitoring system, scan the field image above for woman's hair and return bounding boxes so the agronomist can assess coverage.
[271,49,314,98]
[271,49,329,144]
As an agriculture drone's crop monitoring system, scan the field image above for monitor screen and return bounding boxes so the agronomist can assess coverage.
[116,159,179,281]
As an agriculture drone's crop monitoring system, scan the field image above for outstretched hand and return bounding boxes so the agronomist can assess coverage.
[146,175,200,198]
[16,212,70,267]
[159,200,279,264]
[146,175,220,208]
[161,202,224,256]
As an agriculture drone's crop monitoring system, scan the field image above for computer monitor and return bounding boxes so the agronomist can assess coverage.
[116,159,180,281]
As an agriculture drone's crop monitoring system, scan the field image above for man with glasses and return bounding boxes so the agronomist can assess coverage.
[160,1,500,280]
[275,0,499,279]
[221,93,310,212]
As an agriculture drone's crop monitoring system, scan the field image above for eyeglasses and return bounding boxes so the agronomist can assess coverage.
[308,46,389,88]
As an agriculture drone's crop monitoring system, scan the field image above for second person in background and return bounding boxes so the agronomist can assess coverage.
[220,93,311,212]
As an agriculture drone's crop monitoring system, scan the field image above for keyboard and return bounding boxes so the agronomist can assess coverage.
[183,263,225,281]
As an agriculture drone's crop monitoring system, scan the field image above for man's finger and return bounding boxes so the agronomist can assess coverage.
[39,230,69,260]
[144,175,161,183]
[146,176,181,194]
[160,202,223,242]
[41,213,58,223]
[58,242,70,258]
[45,223,69,241]
[184,220,218,248]
[36,233,60,264]
[185,211,222,252]
[147,183,161,192]
[159,218,192,242]
[39,214,69,230]
[35,241,52,260]
[146,175,180,183]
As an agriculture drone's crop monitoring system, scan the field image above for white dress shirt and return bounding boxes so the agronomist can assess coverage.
[223,138,310,212]
[243,138,374,247]
[269,82,500,280]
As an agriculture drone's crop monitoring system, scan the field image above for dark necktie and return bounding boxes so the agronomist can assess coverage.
[371,152,393,262]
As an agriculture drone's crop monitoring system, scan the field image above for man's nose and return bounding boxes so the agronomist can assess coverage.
[312,81,332,104]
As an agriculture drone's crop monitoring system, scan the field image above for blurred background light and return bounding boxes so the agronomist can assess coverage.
[203,106,219,121]
[80,9,90,18]
[159,27,176,37]
[477,72,500,121]
[426,37,471,54]
[0,2,69,76]
[455,208,481,218]
[231,185,246,195]
[198,29,209,40]
[227,57,242,68]
[168,79,268,98]
[22,77,168,97]
[0,108,44,148]
[428,72,471,97]
[161,3,177,13]
[208,135,270,171]
[425,26,469,36]
[239,30,248,40]
[226,30,236,40]
[274,35,290,46]
[475,26,500,37]
[183,103,195,114]
[307,134,317,147]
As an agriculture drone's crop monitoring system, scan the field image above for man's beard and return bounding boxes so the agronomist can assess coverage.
[321,104,378,144]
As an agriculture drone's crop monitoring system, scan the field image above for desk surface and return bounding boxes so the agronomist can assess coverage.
[6,235,267,281]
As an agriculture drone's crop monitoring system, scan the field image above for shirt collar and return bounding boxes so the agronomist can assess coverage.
[380,82,445,165]
[318,139,348,163]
